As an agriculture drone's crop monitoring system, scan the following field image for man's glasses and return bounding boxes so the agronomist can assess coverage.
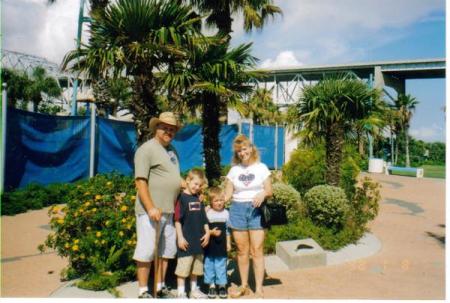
[157,124,177,133]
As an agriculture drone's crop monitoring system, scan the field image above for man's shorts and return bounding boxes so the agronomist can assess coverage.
[229,201,263,230]
[133,213,176,262]
[175,254,204,278]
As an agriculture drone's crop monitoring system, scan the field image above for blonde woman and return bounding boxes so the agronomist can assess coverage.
[224,134,273,298]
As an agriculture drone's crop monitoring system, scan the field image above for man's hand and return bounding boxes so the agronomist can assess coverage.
[210,227,222,237]
[147,207,162,221]
[200,232,210,247]
[177,236,189,251]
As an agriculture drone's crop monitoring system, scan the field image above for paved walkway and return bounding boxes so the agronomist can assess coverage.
[1,173,445,299]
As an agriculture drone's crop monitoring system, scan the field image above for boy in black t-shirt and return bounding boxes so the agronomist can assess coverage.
[204,187,231,299]
[174,169,210,299]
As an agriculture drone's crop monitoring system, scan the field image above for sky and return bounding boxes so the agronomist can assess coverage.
[2,0,446,142]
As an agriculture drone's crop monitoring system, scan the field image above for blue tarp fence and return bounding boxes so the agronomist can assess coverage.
[5,108,284,190]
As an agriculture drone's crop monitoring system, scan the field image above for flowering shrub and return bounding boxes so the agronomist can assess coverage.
[40,173,137,291]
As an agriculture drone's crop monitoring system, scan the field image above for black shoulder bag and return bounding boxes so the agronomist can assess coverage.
[260,200,288,229]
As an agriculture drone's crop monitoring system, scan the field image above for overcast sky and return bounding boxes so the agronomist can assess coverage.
[2,0,446,142]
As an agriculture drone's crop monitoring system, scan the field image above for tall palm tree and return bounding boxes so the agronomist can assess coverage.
[163,41,260,184]
[189,0,282,38]
[293,74,382,186]
[393,93,419,167]
[62,0,202,143]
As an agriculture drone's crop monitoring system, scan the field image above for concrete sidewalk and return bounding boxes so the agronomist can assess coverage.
[1,173,445,299]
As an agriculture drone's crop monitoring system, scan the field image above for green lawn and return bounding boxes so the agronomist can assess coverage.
[422,165,445,179]
[389,165,445,179]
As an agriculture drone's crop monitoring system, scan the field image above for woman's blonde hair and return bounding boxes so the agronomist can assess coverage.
[186,168,208,190]
[232,134,260,165]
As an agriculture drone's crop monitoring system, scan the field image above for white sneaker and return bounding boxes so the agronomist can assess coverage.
[177,292,188,299]
[190,288,208,299]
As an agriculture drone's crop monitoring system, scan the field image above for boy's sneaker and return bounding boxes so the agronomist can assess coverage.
[218,286,228,299]
[157,286,175,299]
[138,291,153,298]
[177,292,188,299]
[208,286,217,299]
[190,287,208,299]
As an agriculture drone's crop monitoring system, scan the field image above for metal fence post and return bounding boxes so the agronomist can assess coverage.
[1,84,7,194]
[89,102,96,178]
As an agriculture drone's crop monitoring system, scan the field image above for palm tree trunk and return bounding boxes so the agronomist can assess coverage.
[202,92,222,185]
[405,130,410,167]
[131,75,159,144]
[325,125,344,186]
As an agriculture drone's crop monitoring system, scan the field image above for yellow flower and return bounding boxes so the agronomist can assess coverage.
[131,195,136,201]
[127,240,132,245]
[121,218,127,223]
[80,254,85,259]
[94,240,99,244]
[74,212,78,217]
[120,205,128,212]
[95,194,102,200]
[74,239,80,244]
[105,220,110,226]
[101,240,106,244]
[84,191,90,196]
[86,226,91,231]
[57,218,64,224]
[96,231,102,238]
[72,245,79,251]
[106,181,112,186]
[84,201,90,207]
[92,208,97,213]
[119,231,124,237]
[127,224,132,230]
[64,243,70,249]
[52,206,59,214]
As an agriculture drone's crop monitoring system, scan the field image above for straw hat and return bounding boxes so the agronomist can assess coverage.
[149,112,181,133]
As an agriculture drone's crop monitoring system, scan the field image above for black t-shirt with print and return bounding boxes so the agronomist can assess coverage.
[174,192,208,257]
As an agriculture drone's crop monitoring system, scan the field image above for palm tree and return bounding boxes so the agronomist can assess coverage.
[26,67,62,112]
[189,0,282,38]
[393,93,419,167]
[62,0,202,143]
[293,74,382,186]
[163,41,260,184]
[242,87,283,125]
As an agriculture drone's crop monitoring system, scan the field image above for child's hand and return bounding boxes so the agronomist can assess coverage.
[177,237,189,251]
[210,227,222,237]
[200,232,210,247]
[205,205,211,212]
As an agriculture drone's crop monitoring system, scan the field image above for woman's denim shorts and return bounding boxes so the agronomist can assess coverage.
[229,201,263,230]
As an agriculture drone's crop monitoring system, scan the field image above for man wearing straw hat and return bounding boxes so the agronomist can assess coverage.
[133,112,183,298]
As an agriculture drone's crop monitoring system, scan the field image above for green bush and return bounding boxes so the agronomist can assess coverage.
[303,185,349,231]
[282,145,326,195]
[268,182,303,221]
[282,144,360,197]
[40,173,137,291]
[348,176,380,232]
[264,217,363,253]
[1,182,73,215]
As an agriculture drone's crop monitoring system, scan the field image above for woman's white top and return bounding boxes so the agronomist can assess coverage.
[226,162,271,202]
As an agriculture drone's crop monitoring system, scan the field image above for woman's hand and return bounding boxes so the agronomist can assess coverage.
[252,191,266,208]
[147,207,162,221]
[177,236,189,251]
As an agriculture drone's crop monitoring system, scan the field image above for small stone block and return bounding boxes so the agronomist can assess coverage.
[276,238,326,270]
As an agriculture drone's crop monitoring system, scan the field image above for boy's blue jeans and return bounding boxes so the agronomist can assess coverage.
[203,255,227,286]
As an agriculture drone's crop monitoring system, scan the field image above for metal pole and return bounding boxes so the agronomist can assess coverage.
[71,0,87,116]
[1,84,7,194]
[89,102,96,177]
[274,123,278,170]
